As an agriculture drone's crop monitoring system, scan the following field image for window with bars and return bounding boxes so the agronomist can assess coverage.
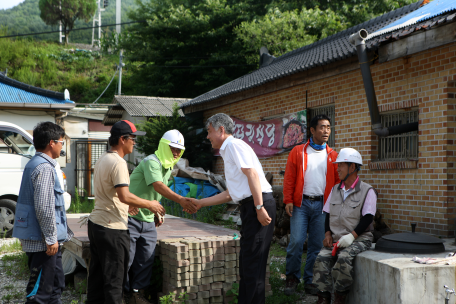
[378,110,418,161]
[309,105,336,148]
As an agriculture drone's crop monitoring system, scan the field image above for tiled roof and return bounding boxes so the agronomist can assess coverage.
[0,74,75,108]
[102,95,190,125]
[181,0,451,109]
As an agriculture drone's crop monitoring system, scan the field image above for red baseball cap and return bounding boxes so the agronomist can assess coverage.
[110,120,146,137]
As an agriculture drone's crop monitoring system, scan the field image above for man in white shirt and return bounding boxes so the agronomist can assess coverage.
[188,113,276,304]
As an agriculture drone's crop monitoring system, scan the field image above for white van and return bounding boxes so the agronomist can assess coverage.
[0,121,71,237]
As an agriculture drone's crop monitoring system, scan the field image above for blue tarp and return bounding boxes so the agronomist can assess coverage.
[167,177,220,200]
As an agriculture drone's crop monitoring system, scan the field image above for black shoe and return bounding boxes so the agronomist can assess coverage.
[304,283,320,295]
[284,275,300,295]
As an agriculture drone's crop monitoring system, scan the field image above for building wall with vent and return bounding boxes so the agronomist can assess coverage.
[203,40,456,237]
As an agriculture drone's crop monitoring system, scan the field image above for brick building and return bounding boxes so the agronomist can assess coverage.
[181,1,456,237]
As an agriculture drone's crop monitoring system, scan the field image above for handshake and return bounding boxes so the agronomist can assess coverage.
[180,197,202,214]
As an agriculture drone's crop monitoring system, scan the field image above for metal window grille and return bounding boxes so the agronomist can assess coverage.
[379,111,418,160]
[75,140,108,197]
[309,105,336,147]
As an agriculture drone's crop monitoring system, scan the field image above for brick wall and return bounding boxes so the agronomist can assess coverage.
[203,41,456,237]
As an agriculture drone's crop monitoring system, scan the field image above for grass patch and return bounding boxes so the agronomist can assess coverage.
[1,252,29,280]
[0,239,22,254]
[67,187,95,213]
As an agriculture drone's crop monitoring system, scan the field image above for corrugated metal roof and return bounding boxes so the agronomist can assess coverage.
[115,96,188,117]
[368,0,456,39]
[0,74,75,108]
[181,1,424,109]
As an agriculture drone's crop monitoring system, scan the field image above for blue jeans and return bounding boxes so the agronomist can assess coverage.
[286,198,325,284]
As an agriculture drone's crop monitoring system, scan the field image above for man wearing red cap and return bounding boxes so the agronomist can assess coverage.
[86,120,166,304]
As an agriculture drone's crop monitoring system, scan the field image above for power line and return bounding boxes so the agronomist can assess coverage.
[0,20,146,39]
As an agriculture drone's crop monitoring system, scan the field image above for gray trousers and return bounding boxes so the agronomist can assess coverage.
[312,240,371,293]
[124,216,157,292]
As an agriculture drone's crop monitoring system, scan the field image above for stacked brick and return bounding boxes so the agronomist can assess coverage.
[158,236,272,303]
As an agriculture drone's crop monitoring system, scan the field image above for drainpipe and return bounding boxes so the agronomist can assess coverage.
[349,29,418,137]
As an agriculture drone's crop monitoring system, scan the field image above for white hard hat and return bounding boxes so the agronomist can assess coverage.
[334,148,363,166]
[162,130,185,149]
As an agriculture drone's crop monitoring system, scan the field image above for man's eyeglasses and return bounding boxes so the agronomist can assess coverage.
[53,140,65,146]
[124,136,137,142]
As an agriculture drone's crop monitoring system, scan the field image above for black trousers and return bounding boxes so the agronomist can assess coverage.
[86,220,130,304]
[125,217,157,292]
[25,248,65,304]
[238,192,276,304]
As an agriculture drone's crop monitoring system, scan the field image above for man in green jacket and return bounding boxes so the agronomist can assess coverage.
[125,130,198,303]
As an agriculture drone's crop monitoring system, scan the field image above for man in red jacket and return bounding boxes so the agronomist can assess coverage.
[283,114,340,296]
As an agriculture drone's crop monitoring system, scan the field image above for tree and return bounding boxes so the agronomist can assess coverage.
[135,104,213,170]
[120,0,272,99]
[38,0,97,44]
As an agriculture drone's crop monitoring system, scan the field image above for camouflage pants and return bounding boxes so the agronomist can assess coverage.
[312,240,371,293]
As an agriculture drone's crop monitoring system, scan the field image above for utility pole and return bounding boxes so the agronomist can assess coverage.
[118,50,124,95]
[92,0,106,47]
[116,0,121,38]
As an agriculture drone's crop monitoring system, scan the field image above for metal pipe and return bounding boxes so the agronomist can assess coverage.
[349,30,418,137]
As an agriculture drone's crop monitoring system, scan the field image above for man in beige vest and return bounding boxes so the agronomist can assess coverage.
[312,148,377,304]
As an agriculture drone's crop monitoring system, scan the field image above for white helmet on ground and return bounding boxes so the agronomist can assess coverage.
[162,130,185,149]
[334,148,363,166]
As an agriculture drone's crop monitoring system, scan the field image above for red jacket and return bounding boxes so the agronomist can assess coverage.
[283,140,340,207]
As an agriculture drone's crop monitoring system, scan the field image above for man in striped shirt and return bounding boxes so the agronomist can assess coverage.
[13,122,73,304]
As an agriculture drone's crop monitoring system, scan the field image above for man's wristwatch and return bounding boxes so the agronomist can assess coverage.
[255,205,264,210]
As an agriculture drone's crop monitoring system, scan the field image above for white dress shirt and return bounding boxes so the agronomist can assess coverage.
[219,136,272,202]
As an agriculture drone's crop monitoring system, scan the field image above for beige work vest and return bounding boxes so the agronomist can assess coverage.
[327,180,376,242]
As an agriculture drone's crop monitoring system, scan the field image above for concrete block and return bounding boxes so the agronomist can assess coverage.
[235,239,240,247]
[170,265,190,273]
[267,256,271,264]
[209,289,222,297]
[171,252,189,261]
[224,295,234,304]
[169,279,190,287]
[225,275,237,283]
[197,298,210,304]
[201,262,213,270]
[171,272,190,280]
[212,240,225,248]
[211,282,223,289]
[212,268,224,275]
[187,285,199,293]
[210,295,223,303]
[202,276,213,285]
[199,284,211,291]
[214,254,225,261]
[170,259,190,267]
[265,290,273,297]
[199,240,213,249]
[213,261,225,268]
[189,264,202,272]
[189,278,201,286]
[265,271,270,278]
[202,255,214,263]
[222,282,233,291]
[187,293,197,300]
[266,265,270,272]
[201,248,213,257]
[225,268,236,276]
[213,247,225,255]
[224,247,236,254]
[190,257,202,264]
[189,250,201,258]
[235,247,240,253]
[181,240,201,250]
[225,253,237,262]
[212,274,225,282]
[236,259,239,267]
[265,284,271,292]
[202,269,213,277]
[169,242,189,253]
[224,239,236,247]
[189,272,201,279]
[198,291,210,299]
[185,299,198,304]
[225,261,236,269]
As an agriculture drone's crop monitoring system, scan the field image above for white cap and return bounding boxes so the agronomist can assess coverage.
[163,130,185,149]
[334,148,363,166]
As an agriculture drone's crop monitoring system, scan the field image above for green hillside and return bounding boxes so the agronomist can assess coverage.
[0,0,138,44]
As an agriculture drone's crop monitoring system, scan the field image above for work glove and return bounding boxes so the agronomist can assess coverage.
[78,215,90,227]
[338,233,355,248]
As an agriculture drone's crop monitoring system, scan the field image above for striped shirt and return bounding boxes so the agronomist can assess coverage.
[20,152,74,252]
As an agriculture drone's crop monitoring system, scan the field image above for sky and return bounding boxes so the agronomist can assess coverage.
[0,0,25,10]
